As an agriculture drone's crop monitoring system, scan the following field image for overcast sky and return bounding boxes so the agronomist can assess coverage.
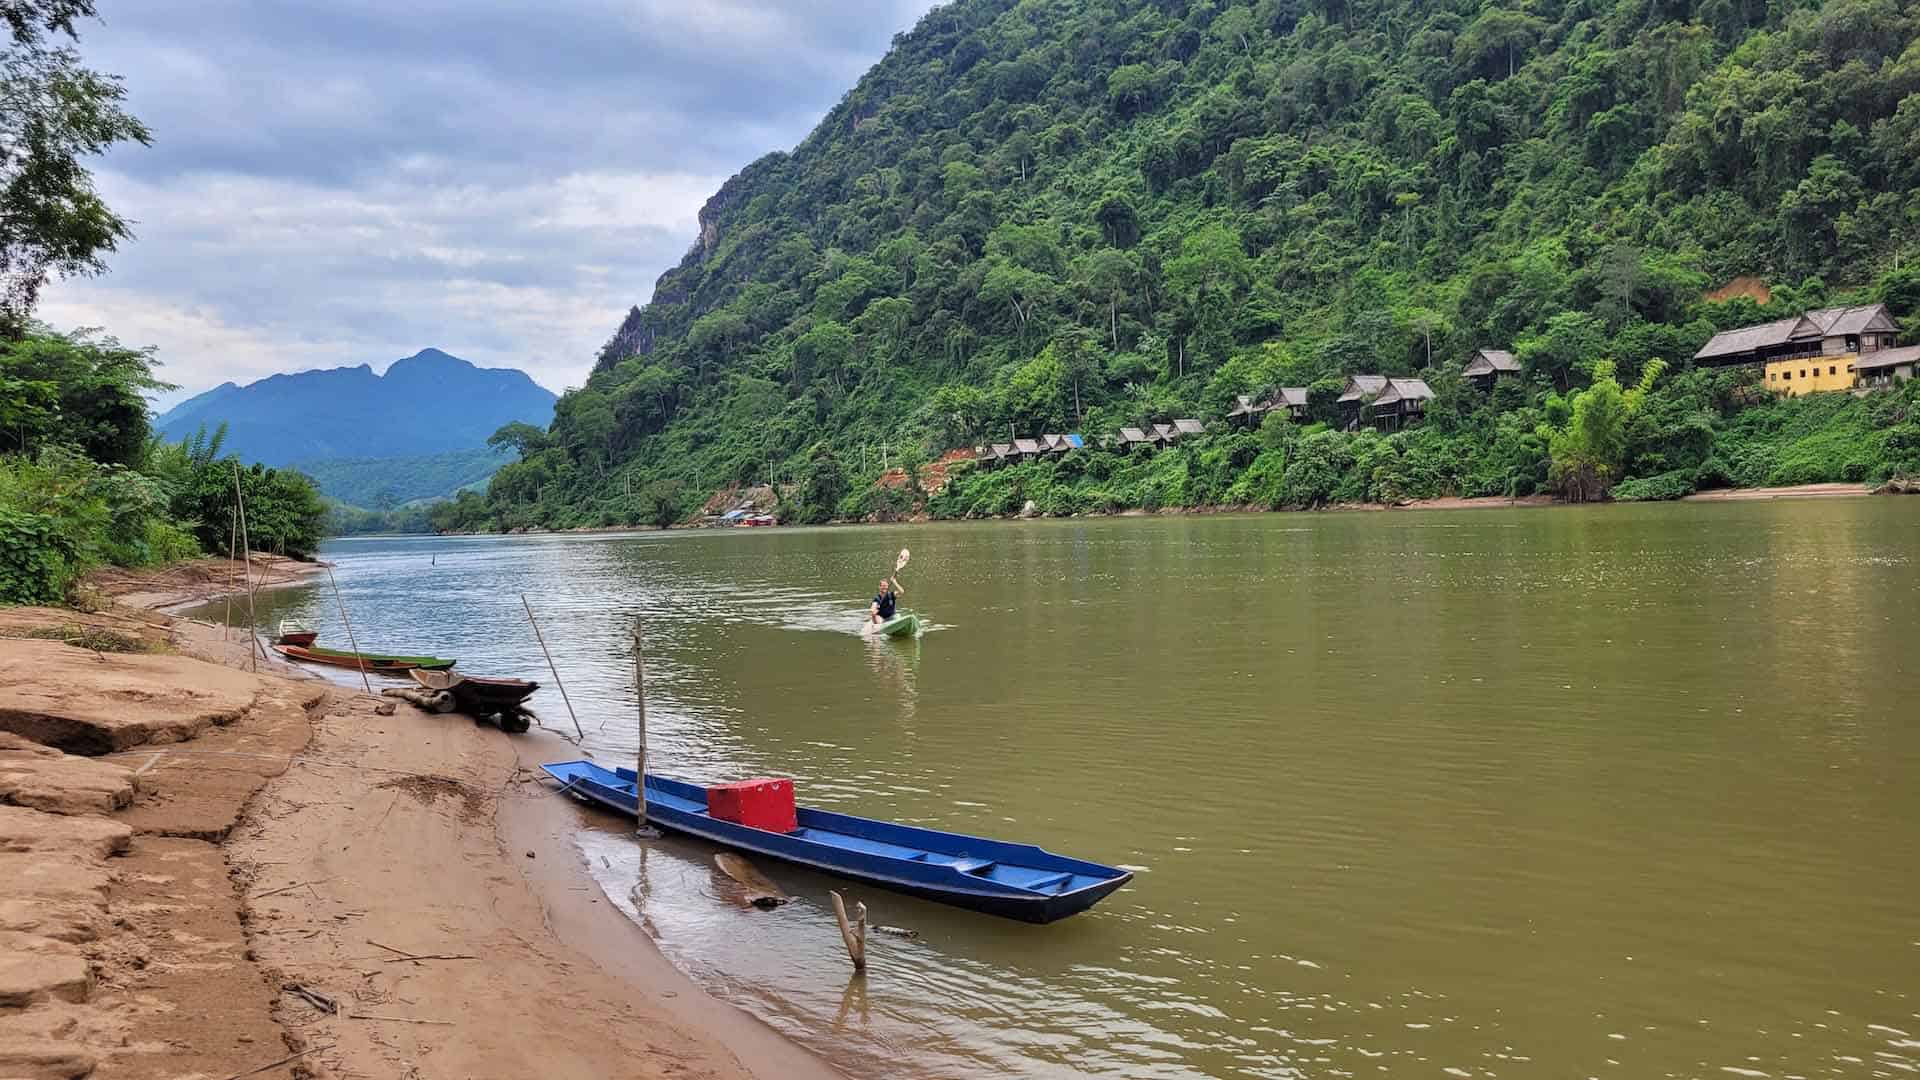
[38,1,939,404]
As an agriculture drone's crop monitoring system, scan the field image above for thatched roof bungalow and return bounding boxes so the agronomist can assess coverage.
[1463,348,1519,387]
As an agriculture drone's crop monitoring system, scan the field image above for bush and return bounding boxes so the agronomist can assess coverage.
[0,506,77,604]
[1612,470,1696,501]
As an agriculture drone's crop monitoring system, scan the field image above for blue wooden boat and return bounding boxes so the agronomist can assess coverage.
[540,760,1132,923]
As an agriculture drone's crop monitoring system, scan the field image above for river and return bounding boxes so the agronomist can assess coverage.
[213,499,1920,1078]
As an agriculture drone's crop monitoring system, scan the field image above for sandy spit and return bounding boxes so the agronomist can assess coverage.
[0,566,838,1080]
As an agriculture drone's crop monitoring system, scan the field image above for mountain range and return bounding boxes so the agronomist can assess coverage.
[156,348,557,469]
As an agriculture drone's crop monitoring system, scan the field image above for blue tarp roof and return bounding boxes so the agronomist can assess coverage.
[1066,433,1085,448]
[720,509,749,520]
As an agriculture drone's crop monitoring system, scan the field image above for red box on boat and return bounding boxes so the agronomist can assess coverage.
[706,778,797,833]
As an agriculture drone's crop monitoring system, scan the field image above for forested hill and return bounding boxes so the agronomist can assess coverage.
[455,0,1920,530]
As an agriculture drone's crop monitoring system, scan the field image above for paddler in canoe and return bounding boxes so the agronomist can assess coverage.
[869,574,903,627]
[862,547,921,637]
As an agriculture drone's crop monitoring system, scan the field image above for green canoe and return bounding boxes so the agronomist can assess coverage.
[272,643,456,672]
[870,612,923,638]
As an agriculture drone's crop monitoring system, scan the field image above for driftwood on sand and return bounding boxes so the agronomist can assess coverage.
[380,687,455,713]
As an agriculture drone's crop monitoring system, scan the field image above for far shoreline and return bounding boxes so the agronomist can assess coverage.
[395,480,1893,541]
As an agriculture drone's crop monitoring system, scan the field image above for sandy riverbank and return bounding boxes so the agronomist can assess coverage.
[81,553,329,613]
[0,567,837,1080]
[1680,481,1874,501]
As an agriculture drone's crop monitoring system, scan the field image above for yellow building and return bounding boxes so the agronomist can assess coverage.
[1764,355,1857,397]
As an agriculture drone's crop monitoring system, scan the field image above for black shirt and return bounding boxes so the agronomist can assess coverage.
[874,590,897,619]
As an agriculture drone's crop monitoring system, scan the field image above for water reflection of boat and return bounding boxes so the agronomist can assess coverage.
[540,762,1134,923]
[862,634,918,716]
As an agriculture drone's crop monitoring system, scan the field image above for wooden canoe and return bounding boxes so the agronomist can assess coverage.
[866,612,923,638]
[272,644,455,672]
[409,669,538,709]
[540,760,1133,923]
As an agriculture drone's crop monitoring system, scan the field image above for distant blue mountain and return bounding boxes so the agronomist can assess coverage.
[155,348,557,467]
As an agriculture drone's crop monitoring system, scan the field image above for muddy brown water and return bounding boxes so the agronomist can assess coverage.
[203,499,1920,1078]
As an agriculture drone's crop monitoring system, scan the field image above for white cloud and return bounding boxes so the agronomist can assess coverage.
[37,1,943,407]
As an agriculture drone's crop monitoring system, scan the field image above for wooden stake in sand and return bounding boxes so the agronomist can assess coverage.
[829,890,868,973]
[232,465,260,671]
[224,514,237,652]
[632,617,655,835]
[519,594,583,740]
[323,564,374,696]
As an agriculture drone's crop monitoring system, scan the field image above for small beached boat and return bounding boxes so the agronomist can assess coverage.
[866,611,923,638]
[409,669,538,711]
[273,620,317,648]
[539,760,1132,923]
[272,644,455,672]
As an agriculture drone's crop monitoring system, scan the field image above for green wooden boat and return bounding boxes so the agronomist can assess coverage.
[272,643,456,672]
[869,611,923,638]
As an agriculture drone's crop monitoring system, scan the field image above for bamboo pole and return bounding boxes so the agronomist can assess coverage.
[632,618,653,835]
[323,564,374,696]
[232,465,259,671]
[224,514,237,656]
[519,594,583,740]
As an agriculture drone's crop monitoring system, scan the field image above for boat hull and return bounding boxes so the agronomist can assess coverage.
[272,644,456,672]
[540,761,1129,923]
[409,669,538,709]
[868,612,922,638]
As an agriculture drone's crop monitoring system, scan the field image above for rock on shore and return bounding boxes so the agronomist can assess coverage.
[0,619,299,1079]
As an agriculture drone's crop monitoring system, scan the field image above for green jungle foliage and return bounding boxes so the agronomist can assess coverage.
[293,445,512,510]
[327,499,437,536]
[143,424,330,559]
[928,376,1920,514]
[475,1,1920,525]
[0,379,331,603]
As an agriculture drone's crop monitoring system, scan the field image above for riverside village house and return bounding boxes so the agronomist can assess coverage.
[1693,303,1913,396]
[1462,348,1520,389]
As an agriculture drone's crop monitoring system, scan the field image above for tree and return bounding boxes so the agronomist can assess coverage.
[637,479,683,528]
[1051,328,1101,424]
[788,444,847,525]
[1079,248,1141,350]
[487,421,550,458]
[0,326,162,464]
[1517,312,1608,391]
[980,261,1057,348]
[1107,64,1157,117]
[1093,193,1140,248]
[0,2,151,335]
[1165,224,1250,375]
[923,382,990,448]
[1544,359,1665,501]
